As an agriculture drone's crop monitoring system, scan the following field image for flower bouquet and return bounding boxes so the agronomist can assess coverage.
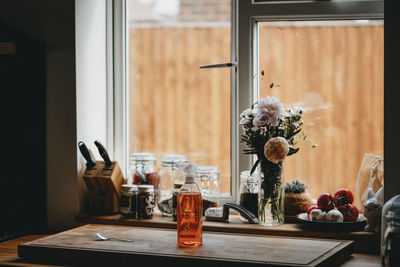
[240,96,307,226]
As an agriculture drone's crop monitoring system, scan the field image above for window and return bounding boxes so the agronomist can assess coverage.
[127,0,234,198]
[238,0,383,201]
[116,0,383,203]
[258,20,383,199]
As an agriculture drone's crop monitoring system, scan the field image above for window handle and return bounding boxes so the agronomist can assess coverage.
[199,62,237,69]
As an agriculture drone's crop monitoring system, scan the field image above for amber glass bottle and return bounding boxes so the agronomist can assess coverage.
[177,164,202,247]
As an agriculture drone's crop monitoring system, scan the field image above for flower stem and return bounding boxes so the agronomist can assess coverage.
[259,158,284,224]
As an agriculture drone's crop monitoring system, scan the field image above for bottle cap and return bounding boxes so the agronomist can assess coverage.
[183,163,197,184]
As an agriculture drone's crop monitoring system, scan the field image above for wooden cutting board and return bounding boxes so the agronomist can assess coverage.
[18,224,353,266]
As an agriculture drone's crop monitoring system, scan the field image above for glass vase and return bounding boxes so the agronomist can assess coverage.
[258,159,285,226]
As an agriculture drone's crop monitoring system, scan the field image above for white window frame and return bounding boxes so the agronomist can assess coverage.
[110,0,383,204]
[108,0,129,175]
[111,0,240,203]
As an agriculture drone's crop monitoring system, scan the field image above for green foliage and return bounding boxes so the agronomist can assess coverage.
[284,180,308,194]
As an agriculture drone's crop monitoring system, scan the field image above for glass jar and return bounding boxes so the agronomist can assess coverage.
[157,154,188,216]
[129,153,159,200]
[137,185,154,219]
[120,184,138,219]
[382,211,400,267]
[172,183,183,221]
[195,166,221,214]
[238,171,259,221]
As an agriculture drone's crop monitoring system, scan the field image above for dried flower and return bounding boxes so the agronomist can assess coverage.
[264,137,289,164]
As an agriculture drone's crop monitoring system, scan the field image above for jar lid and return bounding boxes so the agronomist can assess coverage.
[386,210,400,220]
[240,170,259,181]
[173,183,183,189]
[161,154,188,163]
[195,166,220,174]
[121,184,138,192]
[138,184,154,192]
[130,153,156,161]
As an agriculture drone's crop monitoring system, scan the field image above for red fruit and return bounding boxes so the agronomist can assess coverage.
[307,204,319,216]
[133,174,144,185]
[339,204,359,222]
[317,193,335,211]
[334,188,354,207]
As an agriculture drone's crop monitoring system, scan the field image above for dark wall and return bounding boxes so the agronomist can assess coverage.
[384,2,400,202]
[0,0,76,236]
[0,21,46,237]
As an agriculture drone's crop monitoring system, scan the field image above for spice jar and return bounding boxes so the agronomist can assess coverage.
[195,166,221,215]
[382,211,400,267]
[137,185,154,219]
[172,183,183,221]
[157,154,188,216]
[239,171,259,220]
[120,184,138,219]
[130,153,159,200]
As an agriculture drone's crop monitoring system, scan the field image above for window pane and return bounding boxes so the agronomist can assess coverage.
[128,0,231,194]
[258,20,384,200]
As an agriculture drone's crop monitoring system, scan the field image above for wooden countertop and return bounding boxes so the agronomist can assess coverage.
[0,232,380,267]
[76,213,380,254]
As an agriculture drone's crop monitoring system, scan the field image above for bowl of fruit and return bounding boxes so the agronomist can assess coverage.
[296,188,367,231]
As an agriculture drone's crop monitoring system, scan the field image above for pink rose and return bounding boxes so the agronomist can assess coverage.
[252,96,284,127]
[253,113,270,127]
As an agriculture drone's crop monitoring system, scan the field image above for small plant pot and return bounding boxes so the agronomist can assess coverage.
[284,192,314,216]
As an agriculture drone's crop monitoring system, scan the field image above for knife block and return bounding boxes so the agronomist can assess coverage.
[83,161,126,214]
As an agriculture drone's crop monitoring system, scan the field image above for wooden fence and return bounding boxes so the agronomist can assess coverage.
[129,24,383,201]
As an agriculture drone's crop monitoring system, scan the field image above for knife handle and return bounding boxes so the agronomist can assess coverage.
[94,140,112,168]
[78,141,96,170]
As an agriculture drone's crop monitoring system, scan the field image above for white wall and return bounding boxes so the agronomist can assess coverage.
[75,0,108,213]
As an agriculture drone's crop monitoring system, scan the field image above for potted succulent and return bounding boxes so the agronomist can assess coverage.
[284,180,314,220]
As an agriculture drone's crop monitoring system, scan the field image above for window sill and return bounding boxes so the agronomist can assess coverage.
[75,213,379,254]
